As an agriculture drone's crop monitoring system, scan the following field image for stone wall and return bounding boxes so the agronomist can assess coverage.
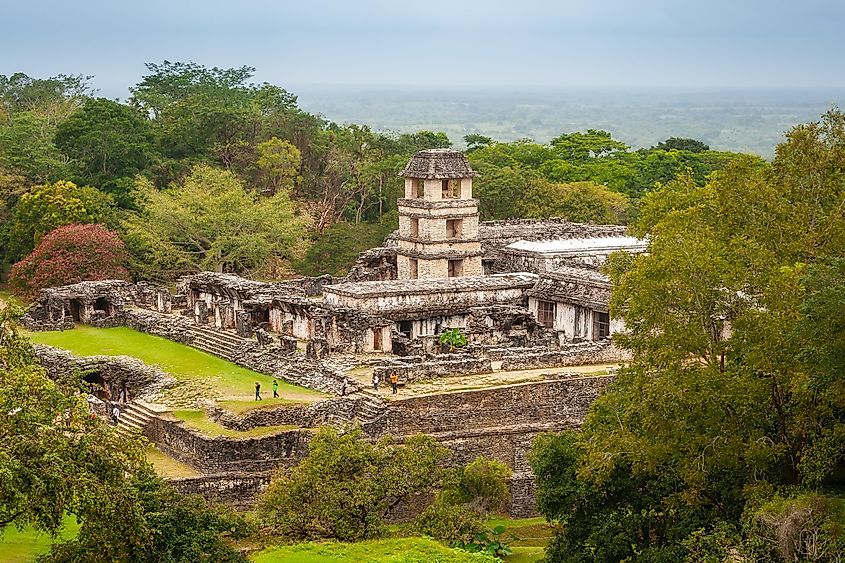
[213,398,359,432]
[371,376,611,437]
[145,415,312,474]
[500,341,629,370]
[34,344,176,401]
[170,473,272,508]
[373,355,492,384]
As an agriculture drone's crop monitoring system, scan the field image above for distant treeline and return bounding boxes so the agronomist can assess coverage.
[0,63,752,282]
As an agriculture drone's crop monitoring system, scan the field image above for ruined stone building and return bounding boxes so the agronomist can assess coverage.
[23,148,650,515]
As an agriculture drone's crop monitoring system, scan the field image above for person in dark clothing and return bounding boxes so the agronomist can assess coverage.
[373,373,380,392]
[255,382,262,401]
[341,381,348,396]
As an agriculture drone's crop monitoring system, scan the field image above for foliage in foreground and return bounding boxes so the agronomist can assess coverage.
[9,223,129,299]
[258,427,448,541]
[531,111,845,562]
[0,307,250,562]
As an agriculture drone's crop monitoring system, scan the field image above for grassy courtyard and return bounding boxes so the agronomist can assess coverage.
[27,325,325,405]
[0,517,79,563]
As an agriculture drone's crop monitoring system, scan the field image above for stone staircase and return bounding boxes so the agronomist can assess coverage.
[116,400,160,434]
[186,324,252,361]
[355,388,387,425]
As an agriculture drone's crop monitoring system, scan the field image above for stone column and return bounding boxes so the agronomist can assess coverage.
[194,300,208,325]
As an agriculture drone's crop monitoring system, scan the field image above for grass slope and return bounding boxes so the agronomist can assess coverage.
[0,517,79,563]
[172,410,299,438]
[252,537,497,563]
[27,326,324,403]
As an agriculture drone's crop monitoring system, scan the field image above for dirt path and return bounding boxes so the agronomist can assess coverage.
[348,362,619,399]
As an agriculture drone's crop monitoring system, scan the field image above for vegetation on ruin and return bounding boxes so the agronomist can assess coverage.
[530,110,845,561]
[0,66,753,282]
[26,325,324,403]
[171,410,299,438]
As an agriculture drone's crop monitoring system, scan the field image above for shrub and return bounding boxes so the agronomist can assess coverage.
[415,500,485,544]
[9,223,129,300]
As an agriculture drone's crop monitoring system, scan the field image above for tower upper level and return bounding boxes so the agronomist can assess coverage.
[399,148,477,201]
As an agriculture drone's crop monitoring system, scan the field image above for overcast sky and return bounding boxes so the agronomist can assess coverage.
[3,0,844,98]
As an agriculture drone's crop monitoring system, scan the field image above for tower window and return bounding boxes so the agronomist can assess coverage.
[409,258,418,279]
[442,179,460,199]
[413,179,424,198]
[448,259,463,277]
[410,218,419,238]
[446,219,463,239]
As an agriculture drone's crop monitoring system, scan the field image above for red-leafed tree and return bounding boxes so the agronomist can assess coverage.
[9,223,129,300]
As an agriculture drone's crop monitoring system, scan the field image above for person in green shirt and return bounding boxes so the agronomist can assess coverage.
[272,379,279,398]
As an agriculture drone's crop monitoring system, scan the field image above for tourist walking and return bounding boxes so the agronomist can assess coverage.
[341,381,348,396]
[255,382,262,401]
[390,371,398,395]
[372,373,380,392]
[272,379,279,398]
[111,405,120,425]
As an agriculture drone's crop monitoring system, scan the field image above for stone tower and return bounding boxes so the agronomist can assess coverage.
[396,149,483,279]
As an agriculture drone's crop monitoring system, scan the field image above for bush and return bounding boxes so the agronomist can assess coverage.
[9,224,129,300]
[258,428,447,541]
[415,500,485,544]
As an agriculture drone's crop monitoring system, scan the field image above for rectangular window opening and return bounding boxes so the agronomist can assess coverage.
[448,259,463,278]
[441,179,460,199]
[409,258,418,279]
[413,179,424,198]
[446,218,463,239]
[410,218,419,238]
[593,311,610,340]
[373,327,383,350]
[538,300,556,328]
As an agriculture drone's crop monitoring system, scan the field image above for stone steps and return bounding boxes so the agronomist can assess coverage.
[186,325,253,361]
[116,399,159,434]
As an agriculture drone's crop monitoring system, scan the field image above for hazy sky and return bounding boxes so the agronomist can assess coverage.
[3,0,844,97]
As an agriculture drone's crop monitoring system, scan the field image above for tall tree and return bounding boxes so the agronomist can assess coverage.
[124,164,309,279]
[55,98,157,206]
[6,180,115,262]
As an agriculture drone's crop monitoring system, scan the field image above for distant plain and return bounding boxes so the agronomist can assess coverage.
[295,87,845,158]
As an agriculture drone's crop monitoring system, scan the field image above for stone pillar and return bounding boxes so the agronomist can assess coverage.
[235,311,253,338]
[194,300,208,325]
[156,290,172,314]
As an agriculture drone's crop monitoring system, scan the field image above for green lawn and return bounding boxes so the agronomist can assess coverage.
[146,446,200,478]
[0,517,79,563]
[172,409,299,438]
[251,537,497,562]
[27,326,325,403]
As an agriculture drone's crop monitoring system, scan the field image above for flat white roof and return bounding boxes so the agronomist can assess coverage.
[504,236,646,255]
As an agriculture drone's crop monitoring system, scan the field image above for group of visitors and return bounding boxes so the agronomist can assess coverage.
[372,372,399,394]
[254,380,281,401]
[253,371,400,402]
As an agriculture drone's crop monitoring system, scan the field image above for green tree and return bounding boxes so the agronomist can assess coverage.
[531,111,845,561]
[256,136,301,194]
[294,217,397,277]
[6,180,115,261]
[124,165,310,279]
[54,98,157,206]
[463,134,494,153]
[46,469,250,563]
[551,129,629,160]
[655,137,710,153]
[516,180,629,224]
[258,427,447,541]
[0,306,146,537]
